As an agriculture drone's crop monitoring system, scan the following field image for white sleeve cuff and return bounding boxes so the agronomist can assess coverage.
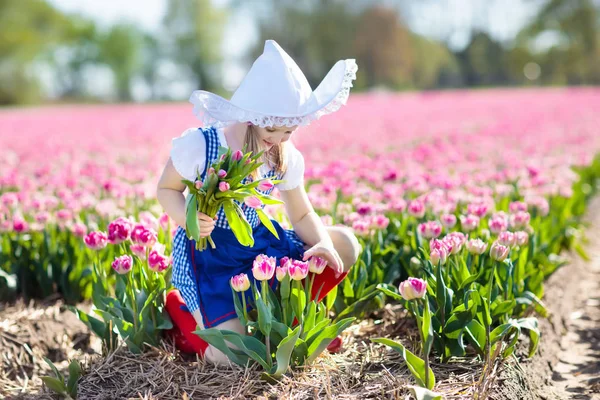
[170,128,206,181]
[277,143,305,191]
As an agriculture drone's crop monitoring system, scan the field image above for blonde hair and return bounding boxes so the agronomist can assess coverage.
[245,125,287,180]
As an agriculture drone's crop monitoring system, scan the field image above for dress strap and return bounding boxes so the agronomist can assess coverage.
[198,127,220,182]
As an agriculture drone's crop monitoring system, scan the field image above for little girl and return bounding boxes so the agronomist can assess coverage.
[156,40,360,365]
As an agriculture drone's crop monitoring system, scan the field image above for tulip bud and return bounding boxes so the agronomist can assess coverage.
[515,231,529,246]
[111,255,133,274]
[252,254,276,281]
[288,260,309,281]
[408,200,425,218]
[466,238,487,255]
[219,182,230,192]
[276,265,288,281]
[308,256,327,274]
[232,150,243,161]
[498,231,516,247]
[460,214,480,232]
[430,248,447,266]
[398,278,427,300]
[194,181,203,190]
[257,179,274,191]
[218,169,227,179]
[441,214,457,229]
[244,196,262,209]
[231,273,251,292]
[490,241,510,262]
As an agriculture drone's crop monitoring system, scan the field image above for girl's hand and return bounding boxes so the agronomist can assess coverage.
[197,212,217,238]
[302,240,344,277]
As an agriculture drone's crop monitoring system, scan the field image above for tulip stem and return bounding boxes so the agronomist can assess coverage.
[241,292,248,326]
[415,299,430,389]
[128,271,138,332]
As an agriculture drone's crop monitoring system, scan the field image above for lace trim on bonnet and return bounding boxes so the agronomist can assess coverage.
[189,60,358,128]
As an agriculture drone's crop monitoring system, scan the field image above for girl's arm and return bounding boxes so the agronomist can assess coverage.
[279,186,344,275]
[156,158,188,228]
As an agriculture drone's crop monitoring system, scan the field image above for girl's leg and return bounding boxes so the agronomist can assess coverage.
[165,290,209,355]
[165,290,244,365]
[203,318,245,365]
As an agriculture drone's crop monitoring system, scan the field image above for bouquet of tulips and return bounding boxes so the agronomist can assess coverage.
[196,254,355,380]
[182,146,284,251]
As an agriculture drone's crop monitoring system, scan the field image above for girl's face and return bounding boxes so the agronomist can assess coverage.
[254,125,298,149]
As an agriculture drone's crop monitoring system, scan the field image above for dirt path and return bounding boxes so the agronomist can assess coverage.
[495,197,600,400]
[551,206,600,399]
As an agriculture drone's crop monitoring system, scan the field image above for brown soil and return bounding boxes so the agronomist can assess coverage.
[0,299,98,400]
[493,197,600,400]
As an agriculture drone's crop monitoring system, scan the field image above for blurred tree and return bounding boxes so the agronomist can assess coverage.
[162,0,227,95]
[456,32,509,86]
[353,6,413,90]
[0,0,69,104]
[518,0,600,84]
[411,35,462,89]
[51,17,101,100]
[97,24,144,101]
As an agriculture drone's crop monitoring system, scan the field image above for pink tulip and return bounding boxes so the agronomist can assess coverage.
[352,220,371,236]
[111,255,133,274]
[460,214,480,232]
[390,199,407,213]
[498,231,516,247]
[148,243,169,272]
[137,228,157,248]
[509,201,528,213]
[252,254,276,281]
[510,211,530,229]
[1,193,18,209]
[107,216,133,245]
[130,223,146,243]
[467,203,488,218]
[194,181,203,190]
[440,214,457,229]
[208,167,215,175]
[466,238,487,255]
[399,278,427,300]
[219,182,230,192]
[257,179,274,191]
[430,248,447,266]
[308,256,328,274]
[71,222,87,238]
[276,265,288,281]
[231,273,251,292]
[159,213,171,231]
[407,200,425,218]
[515,231,529,246]
[13,216,28,233]
[244,196,262,209]
[288,260,309,281]
[232,150,243,161]
[84,231,108,250]
[418,221,442,239]
[218,169,227,179]
[490,241,510,262]
[35,212,50,224]
[130,243,147,260]
[488,215,508,234]
[370,214,390,230]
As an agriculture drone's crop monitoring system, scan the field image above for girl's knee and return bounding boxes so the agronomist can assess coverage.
[335,227,361,270]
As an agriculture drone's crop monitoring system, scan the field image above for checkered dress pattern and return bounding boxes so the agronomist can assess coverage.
[171,126,299,312]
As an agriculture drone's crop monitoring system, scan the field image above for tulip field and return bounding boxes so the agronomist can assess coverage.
[1,87,600,399]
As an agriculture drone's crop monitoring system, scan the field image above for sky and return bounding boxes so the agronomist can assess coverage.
[45,0,544,99]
